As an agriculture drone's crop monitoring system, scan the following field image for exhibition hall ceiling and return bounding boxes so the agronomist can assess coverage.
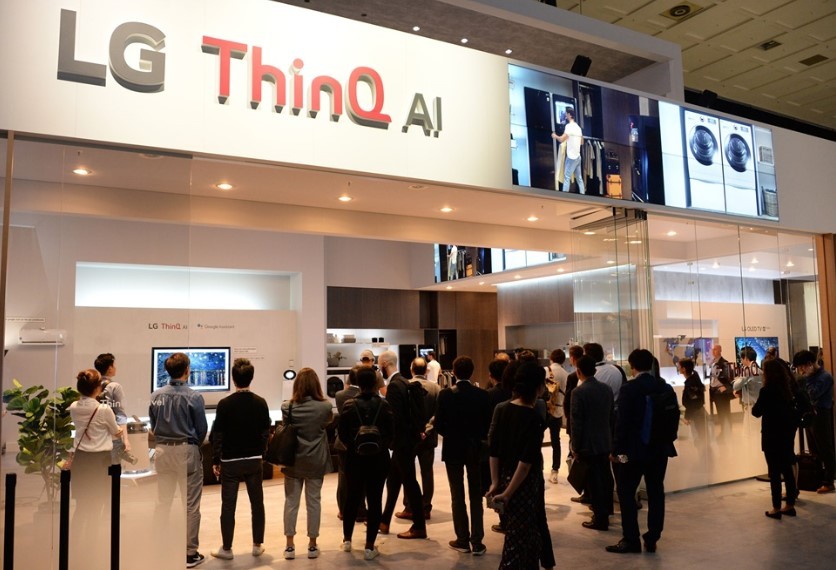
[280,0,836,131]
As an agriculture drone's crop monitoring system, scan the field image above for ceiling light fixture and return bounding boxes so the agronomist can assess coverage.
[478,281,485,285]
[628,240,643,244]
[72,167,91,176]
[505,48,513,55]
[751,257,759,264]
[666,230,677,237]
[440,206,453,213]
[583,231,596,236]
[461,38,468,44]
[606,260,615,265]
[785,260,795,267]
[215,182,234,191]
[527,215,539,222]
[712,261,720,269]
[445,285,453,290]
[557,268,565,273]
[408,184,426,189]
[412,26,421,32]
[338,195,352,202]
[514,274,521,279]
[808,248,814,252]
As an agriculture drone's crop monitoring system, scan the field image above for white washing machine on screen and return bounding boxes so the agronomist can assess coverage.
[681,108,724,212]
[719,118,757,216]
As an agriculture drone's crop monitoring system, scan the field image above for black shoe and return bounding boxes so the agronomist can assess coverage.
[491,524,506,534]
[780,507,797,517]
[448,540,471,553]
[606,540,642,554]
[642,533,657,553]
[582,520,609,531]
[571,494,591,504]
[471,543,487,556]
[765,510,782,519]
[186,552,206,567]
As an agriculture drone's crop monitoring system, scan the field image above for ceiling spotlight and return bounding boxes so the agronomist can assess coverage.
[666,230,677,237]
[72,167,91,176]
[583,231,596,236]
[461,38,468,44]
[412,26,421,32]
[557,268,565,273]
[527,215,539,222]
[514,274,522,279]
[338,195,352,202]
[479,281,485,285]
[505,49,513,55]
[215,182,234,191]
[785,260,795,267]
[751,257,759,264]
[603,238,617,242]
[445,285,453,290]
[628,240,643,244]
[808,248,814,252]
[283,369,297,380]
[712,261,720,269]
[606,260,615,265]
[440,206,453,213]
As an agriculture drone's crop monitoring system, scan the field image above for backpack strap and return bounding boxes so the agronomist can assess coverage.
[355,397,383,426]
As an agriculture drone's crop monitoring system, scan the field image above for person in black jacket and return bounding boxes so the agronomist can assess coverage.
[209,358,272,560]
[607,349,677,555]
[752,360,799,518]
[435,356,493,555]
[337,366,395,560]
[679,358,707,445]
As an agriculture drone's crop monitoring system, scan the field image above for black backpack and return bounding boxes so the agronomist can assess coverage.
[354,399,383,456]
[642,381,680,446]
[792,386,815,428]
[404,380,429,436]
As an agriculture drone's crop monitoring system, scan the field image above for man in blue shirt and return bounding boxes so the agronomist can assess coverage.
[793,350,835,494]
[150,352,209,567]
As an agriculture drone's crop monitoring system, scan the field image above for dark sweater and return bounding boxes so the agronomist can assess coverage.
[210,390,272,463]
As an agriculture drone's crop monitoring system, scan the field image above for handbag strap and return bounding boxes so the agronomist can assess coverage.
[73,405,100,453]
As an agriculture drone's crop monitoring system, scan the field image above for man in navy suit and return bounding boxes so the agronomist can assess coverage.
[435,356,492,555]
[607,349,677,554]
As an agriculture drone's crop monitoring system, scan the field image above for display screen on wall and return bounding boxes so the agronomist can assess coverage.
[152,347,231,392]
[734,337,779,364]
[434,244,565,282]
[509,64,778,220]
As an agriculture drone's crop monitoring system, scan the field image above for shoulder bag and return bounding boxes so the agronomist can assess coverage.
[63,406,100,471]
[266,403,298,466]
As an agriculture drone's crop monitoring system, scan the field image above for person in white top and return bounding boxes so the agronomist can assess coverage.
[426,351,441,384]
[67,369,122,568]
[546,349,569,484]
[551,107,585,194]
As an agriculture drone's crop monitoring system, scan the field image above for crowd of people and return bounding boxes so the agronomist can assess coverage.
[66,343,835,568]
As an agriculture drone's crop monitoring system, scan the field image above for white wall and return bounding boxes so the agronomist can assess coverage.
[324,237,435,290]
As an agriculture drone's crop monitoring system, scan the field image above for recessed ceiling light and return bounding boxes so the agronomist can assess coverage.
[338,195,352,202]
[583,231,596,236]
[215,182,234,191]
[412,26,421,32]
[72,168,91,176]
[712,261,720,269]
[514,274,522,279]
[606,260,615,265]
[505,49,513,55]
[440,206,453,213]
[751,257,759,264]
[603,237,617,242]
[557,268,565,273]
[785,260,795,267]
[461,38,468,44]
[527,215,539,222]
[666,230,677,237]
[445,285,453,290]
[628,240,642,244]
[408,184,426,190]
[808,248,814,252]
[478,281,485,285]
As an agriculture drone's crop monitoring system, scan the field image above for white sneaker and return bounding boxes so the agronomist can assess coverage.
[549,470,559,484]
[364,547,380,561]
[340,540,352,552]
[210,547,233,560]
[307,546,320,559]
[252,544,265,557]
[283,547,295,560]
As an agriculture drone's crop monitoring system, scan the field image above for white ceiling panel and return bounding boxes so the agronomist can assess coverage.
[760,75,819,98]
[600,0,656,17]
[660,3,752,42]
[764,0,836,29]
[683,43,730,71]
[725,65,789,90]
[785,84,833,106]
[708,20,787,52]
[796,12,836,42]
[798,59,836,82]
[698,54,760,81]
[732,0,794,17]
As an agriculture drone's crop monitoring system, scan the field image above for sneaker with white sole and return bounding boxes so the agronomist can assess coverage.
[340,541,352,552]
[364,547,380,561]
[252,544,265,557]
[186,552,205,567]
[307,546,320,559]
[210,547,233,560]
[549,470,559,484]
[283,547,295,560]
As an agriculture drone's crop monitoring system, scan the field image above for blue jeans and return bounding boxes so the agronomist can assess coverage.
[564,155,585,194]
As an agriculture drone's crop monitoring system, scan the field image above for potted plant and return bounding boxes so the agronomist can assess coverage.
[3,379,79,503]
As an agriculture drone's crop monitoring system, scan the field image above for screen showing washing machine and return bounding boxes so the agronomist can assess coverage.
[719,119,758,217]
[681,108,725,212]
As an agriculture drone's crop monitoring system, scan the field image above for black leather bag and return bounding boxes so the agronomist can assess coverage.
[567,455,590,494]
[265,404,298,466]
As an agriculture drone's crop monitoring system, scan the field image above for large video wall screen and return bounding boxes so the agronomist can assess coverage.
[509,65,778,220]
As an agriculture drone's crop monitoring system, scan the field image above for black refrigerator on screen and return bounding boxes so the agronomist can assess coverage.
[627,114,664,204]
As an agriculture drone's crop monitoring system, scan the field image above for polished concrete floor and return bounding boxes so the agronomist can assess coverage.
[194,458,836,569]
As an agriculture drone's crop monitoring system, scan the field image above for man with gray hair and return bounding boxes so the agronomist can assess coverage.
[378,350,428,539]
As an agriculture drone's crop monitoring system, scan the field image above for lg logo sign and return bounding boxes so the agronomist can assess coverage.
[57,9,165,93]
[56,9,443,136]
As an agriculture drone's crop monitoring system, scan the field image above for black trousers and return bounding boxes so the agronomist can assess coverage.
[382,447,426,530]
[546,416,563,472]
[764,450,797,509]
[219,458,265,549]
[403,446,435,512]
[810,407,836,484]
[586,453,613,523]
[446,459,484,545]
[343,452,390,547]
[616,452,669,545]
